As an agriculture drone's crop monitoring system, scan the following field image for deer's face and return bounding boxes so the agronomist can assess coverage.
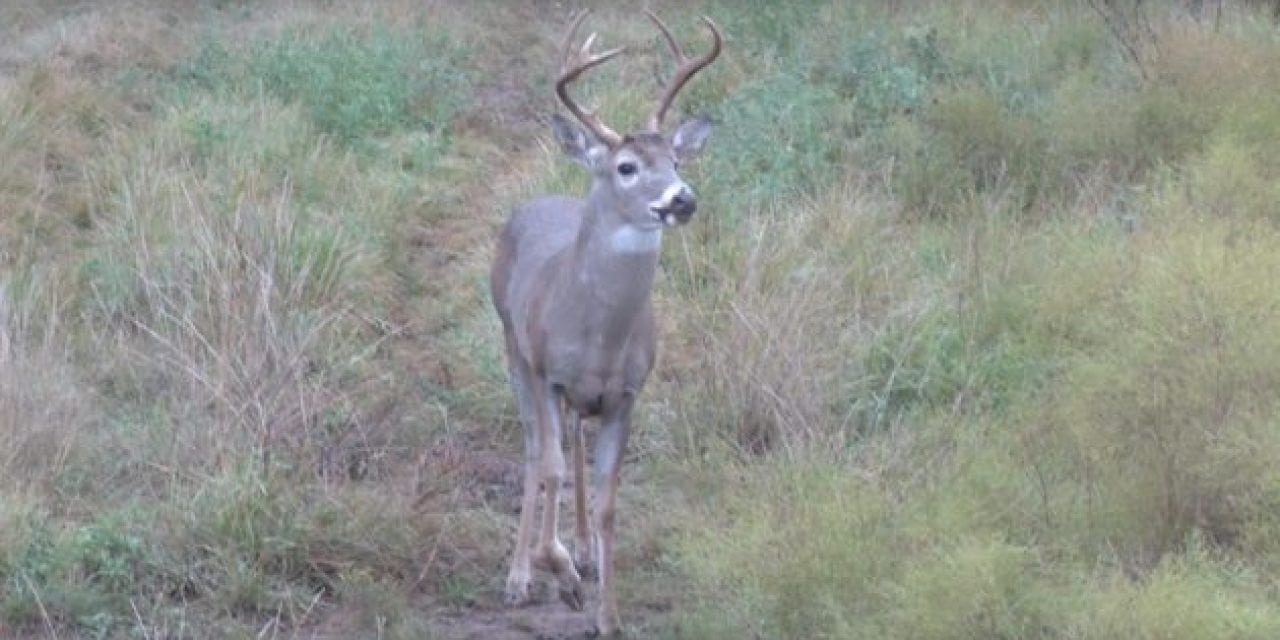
[553,114,712,230]
[606,134,694,229]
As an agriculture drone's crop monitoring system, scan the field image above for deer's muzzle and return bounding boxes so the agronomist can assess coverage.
[651,185,696,226]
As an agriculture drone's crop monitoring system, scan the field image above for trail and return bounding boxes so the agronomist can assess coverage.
[428,571,676,640]
[431,591,602,640]
[412,451,677,638]
[393,11,679,635]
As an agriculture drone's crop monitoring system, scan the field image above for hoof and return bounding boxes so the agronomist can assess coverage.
[593,606,622,637]
[588,624,623,638]
[558,578,585,611]
[503,577,531,607]
[572,537,596,580]
[574,555,597,581]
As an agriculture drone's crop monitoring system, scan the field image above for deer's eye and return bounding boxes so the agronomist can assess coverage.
[617,162,637,176]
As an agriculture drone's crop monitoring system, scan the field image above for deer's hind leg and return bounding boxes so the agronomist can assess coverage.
[503,355,540,606]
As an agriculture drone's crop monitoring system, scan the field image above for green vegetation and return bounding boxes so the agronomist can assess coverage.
[4,0,1280,637]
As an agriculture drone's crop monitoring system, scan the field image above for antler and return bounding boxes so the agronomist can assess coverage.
[556,9,626,149]
[645,11,723,132]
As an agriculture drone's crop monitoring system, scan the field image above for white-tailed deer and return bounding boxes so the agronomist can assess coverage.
[489,8,721,636]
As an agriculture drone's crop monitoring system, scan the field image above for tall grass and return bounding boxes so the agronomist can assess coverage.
[0,4,490,636]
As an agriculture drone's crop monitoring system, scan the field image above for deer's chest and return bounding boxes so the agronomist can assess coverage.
[541,327,654,417]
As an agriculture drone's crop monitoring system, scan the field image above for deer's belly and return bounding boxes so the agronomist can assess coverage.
[559,372,634,418]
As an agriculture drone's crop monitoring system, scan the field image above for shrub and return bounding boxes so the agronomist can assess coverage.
[1027,219,1280,560]
[1081,551,1280,640]
[674,462,898,640]
[1173,89,1280,223]
[674,458,1065,640]
[887,539,1059,640]
[818,26,931,130]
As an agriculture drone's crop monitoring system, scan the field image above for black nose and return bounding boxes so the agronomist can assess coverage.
[671,192,696,219]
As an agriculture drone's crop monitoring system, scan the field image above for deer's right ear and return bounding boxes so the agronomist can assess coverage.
[551,114,602,168]
[671,115,713,162]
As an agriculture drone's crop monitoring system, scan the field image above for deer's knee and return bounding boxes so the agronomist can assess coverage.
[593,503,616,534]
[539,448,566,488]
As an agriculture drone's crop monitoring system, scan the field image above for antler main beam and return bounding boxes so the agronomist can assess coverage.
[556,9,626,149]
[645,11,723,132]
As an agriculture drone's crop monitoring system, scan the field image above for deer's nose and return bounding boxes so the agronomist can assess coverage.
[670,189,696,220]
[650,183,697,226]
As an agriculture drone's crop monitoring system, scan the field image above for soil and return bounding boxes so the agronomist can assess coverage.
[429,583,675,640]
[431,591,602,640]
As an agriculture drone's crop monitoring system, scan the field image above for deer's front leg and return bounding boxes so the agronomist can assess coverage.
[533,382,584,610]
[570,409,595,579]
[591,397,633,636]
[505,447,540,606]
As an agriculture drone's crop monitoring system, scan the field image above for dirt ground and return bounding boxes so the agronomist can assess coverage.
[432,591,612,640]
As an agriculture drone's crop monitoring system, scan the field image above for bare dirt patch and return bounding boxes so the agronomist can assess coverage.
[432,596,601,640]
[429,582,675,640]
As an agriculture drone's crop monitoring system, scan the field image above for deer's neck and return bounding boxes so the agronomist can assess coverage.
[561,195,661,342]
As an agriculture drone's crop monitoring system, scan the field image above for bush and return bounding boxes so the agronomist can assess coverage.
[1169,88,1280,223]
[1081,551,1280,640]
[674,463,898,640]
[887,539,1058,640]
[673,458,1066,640]
[818,26,932,130]
[1032,219,1280,559]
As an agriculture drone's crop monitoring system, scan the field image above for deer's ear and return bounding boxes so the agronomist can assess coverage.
[671,115,713,162]
[551,114,603,168]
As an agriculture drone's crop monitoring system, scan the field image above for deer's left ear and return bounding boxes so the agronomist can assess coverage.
[671,115,713,162]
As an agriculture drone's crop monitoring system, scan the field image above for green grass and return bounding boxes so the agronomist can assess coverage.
[6,0,1280,637]
[175,21,469,148]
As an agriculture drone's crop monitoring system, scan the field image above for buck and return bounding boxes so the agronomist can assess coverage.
[489,9,722,636]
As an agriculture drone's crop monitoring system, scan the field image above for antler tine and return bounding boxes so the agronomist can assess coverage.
[645,11,723,132]
[556,8,626,148]
[646,9,684,62]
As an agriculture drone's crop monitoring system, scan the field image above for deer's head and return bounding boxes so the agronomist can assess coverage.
[552,10,722,230]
